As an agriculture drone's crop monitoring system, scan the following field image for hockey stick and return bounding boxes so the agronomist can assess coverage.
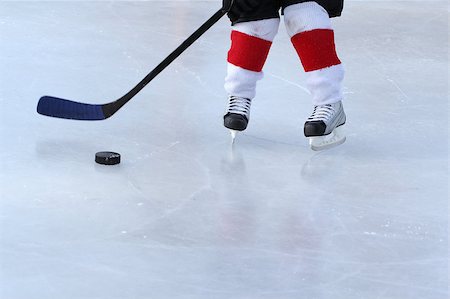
[37,6,229,120]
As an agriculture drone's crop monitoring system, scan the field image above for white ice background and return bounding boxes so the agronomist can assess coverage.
[0,1,448,298]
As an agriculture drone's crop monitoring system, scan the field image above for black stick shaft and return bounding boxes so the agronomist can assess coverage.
[109,8,226,114]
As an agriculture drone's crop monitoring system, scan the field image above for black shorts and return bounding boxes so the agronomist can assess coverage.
[228,0,344,25]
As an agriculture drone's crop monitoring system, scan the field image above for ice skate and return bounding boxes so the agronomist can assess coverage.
[304,101,346,151]
[223,96,251,142]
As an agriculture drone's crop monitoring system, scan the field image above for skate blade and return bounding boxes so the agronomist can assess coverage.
[309,126,346,151]
[230,130,237,144]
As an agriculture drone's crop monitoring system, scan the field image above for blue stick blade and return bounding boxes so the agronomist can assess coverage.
[37,96,106,120]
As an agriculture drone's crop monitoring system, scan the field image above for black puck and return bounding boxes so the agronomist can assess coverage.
[95,151,121,165]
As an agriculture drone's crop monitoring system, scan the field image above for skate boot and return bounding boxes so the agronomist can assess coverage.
[304,101,346,151]
[223,96,251,142]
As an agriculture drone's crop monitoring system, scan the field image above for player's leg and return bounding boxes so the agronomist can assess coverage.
[224,0,281,138]
[284,1,346,150]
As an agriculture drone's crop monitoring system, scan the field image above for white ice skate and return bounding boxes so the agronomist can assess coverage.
[223,96,251,142]
[304,101,346,151]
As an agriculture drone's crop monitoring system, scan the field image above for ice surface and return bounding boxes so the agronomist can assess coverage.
[0,1,448,299]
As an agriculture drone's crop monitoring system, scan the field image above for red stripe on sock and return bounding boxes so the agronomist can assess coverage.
[227,30,272,72]
[291,29,341,72]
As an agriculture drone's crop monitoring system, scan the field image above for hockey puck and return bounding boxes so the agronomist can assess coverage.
[95,151,121,165]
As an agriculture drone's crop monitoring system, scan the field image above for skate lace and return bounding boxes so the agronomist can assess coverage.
[226,96,251,117]
[308,104,335,122]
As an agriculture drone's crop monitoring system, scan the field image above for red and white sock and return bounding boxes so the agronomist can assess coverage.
[284,2,344,105]
[224,18,280,99]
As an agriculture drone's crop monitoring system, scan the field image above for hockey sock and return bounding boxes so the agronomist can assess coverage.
[290,29,341,72]
[228,30,272,72]
[284,2,344,105]
[224,18,279,99]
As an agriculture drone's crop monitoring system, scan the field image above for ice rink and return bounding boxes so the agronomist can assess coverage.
[0,1,448,298]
